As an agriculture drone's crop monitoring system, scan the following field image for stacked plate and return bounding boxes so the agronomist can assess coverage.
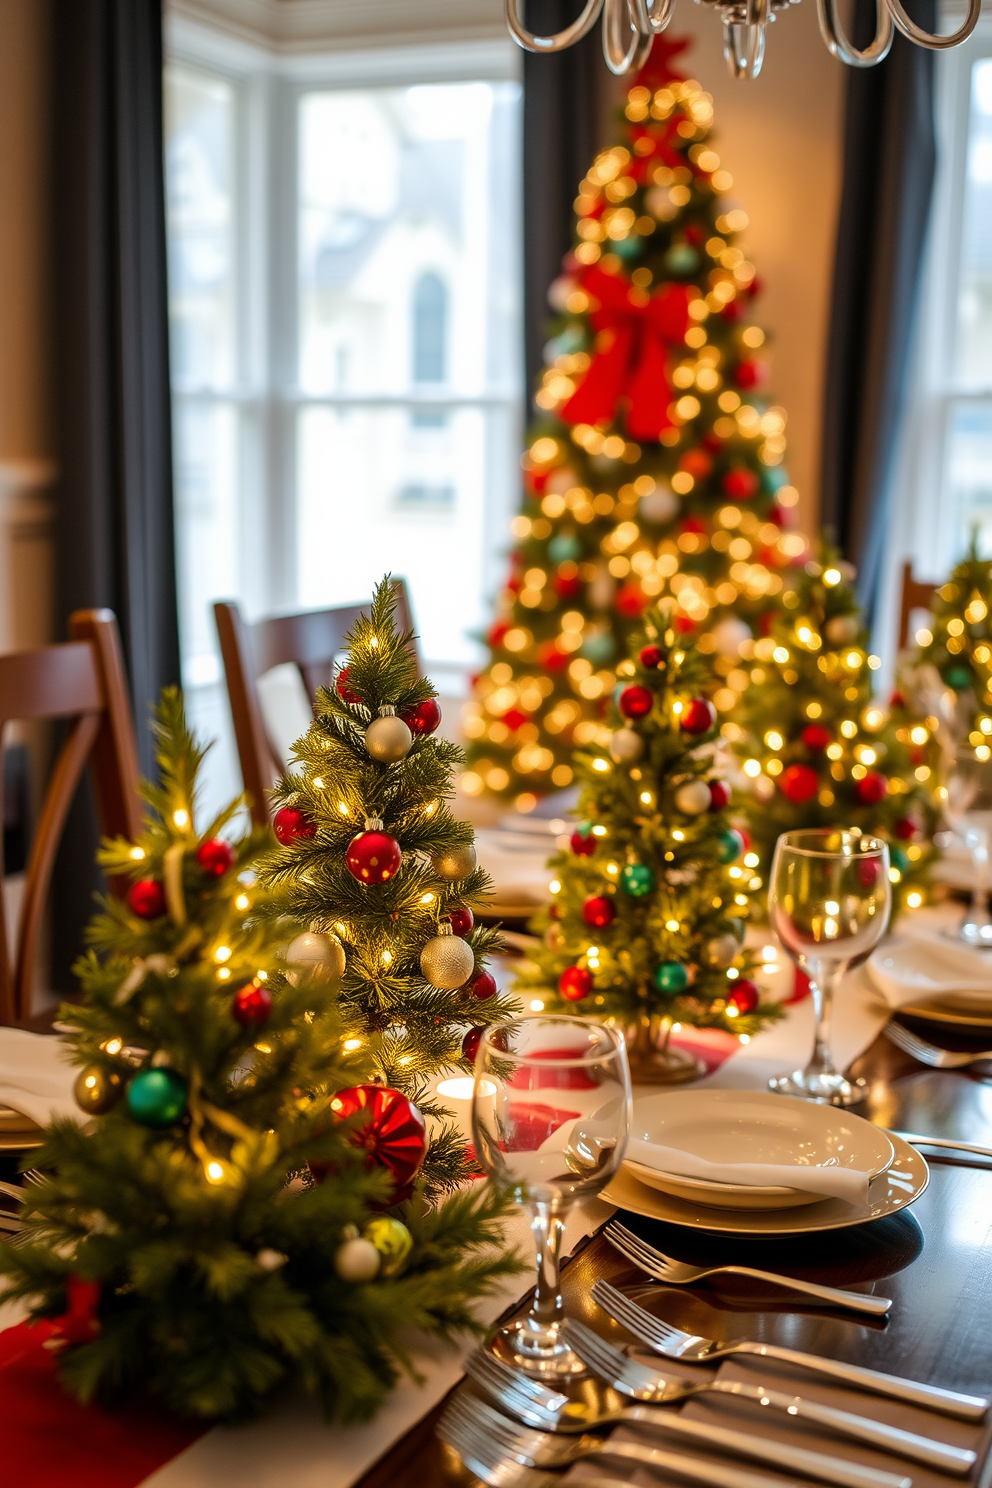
[602,1089,929,1236]
[867,937,992,1030]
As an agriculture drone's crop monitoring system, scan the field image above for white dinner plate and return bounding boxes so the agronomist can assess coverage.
[621,1090,895,1211]
[604,1130,928,1235]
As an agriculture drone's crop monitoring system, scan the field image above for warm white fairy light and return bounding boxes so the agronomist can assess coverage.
[130,847,145,861]
[235,893,250,911]
[173,809,189,829]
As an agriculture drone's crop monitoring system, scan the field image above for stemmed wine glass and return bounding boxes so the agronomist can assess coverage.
[768,829,891,1107]
[472,1016,631,1377]
[943,747,992,948]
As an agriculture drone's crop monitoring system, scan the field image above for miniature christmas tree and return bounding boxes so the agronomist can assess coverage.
[912,538,992,743]
[729,554,940,917]
[0,692,519,1423]
[463,38,807,810]
[515,610,782,1082]
[258,580,517,1155]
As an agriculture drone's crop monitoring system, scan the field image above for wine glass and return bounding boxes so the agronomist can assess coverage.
[768,829,891,1107]
[943,747,992,949]
[472,1016,631,1377]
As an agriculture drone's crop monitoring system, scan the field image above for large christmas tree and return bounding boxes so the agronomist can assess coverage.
[912,538,992,744]
[463,39,806,809]
[0,693,518,1423]
[515,610,781,1082]
[729,554,940,916]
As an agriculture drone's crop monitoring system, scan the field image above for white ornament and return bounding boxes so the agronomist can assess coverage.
[256,1248,287,1272]
[547,276,575,313]
[711,617,752,658]
[365,706,413,764]
[545,465,580,495]
[644,186,677,221]
[432,842,478,880]
[609,728,644,764]
[703,933,740,970]
[825,614,860,645]
[285,931,346,987]
[639,483,679,525]
[334,1237,381,1283]
[674,779,711,816]
[420,924,475,990]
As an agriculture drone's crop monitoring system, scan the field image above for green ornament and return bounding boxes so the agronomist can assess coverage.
[548,534,583,564]
[126,1068,188,1128]
[654,962,689,993]
[945,666,973,691]
[717,829,745,864]
[612,235,641,259]
[581,632,616,666]
[621,863,655,897]
[890,845,909,873]
[663,243,700,277]
[363,1216,413,1278]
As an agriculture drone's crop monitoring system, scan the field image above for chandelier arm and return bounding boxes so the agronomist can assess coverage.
[504,0,604,52]
[602,0,653,76]
[723,0,768,80]
[883,0,980,49]
[645,0,678,34]
[816,0,893,66]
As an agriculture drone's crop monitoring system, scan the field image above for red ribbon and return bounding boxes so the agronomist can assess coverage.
[560,266,692,442]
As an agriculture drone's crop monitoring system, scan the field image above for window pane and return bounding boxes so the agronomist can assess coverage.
[165,66,236,390]
[172,401,239,681]
[946,399,992,555]
[955,58,992,389]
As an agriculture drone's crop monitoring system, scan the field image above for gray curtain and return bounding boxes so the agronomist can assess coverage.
[820,0,937,615]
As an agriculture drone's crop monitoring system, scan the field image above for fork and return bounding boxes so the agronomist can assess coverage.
[884,1021,992,1068]
[438,1390,807,1488]
[592,1278,990,1420]
[563,1318,974,1475]
[604,1220,891,1315]
[464,1348,910,1488]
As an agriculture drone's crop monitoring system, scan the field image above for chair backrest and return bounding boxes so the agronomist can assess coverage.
[898,562,936,649]
[0,609,143,1024]
[214,580,418,827]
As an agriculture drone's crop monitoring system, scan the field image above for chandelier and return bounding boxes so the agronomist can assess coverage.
[504,0,981,80]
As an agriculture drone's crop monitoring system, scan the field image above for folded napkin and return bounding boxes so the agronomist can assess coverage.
[0,1029,80,1129]
[867,934,992,1010]
[624,1137,869,1205]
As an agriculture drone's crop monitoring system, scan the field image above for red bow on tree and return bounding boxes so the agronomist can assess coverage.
[561,265,692,442]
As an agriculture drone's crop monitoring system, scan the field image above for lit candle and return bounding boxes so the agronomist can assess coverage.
[436,1075,497,1144]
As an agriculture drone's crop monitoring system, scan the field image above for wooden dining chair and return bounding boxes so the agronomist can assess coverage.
[898,562,936,649]
[0,609,143,1024]
[214,580,419,827]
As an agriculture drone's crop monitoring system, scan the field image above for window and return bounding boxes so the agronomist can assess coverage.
[881,14,992,650]
[163,34,523,806]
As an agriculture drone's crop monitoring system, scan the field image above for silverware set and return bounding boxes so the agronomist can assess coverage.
[884,1021,992,1069]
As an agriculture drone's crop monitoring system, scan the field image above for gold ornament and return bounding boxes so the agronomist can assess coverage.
[285,931,346,987]
[674,779,711,815]
[432,842,478,880]
[420,924,475,989]
[825,614,859,645]
[363,1216,413,1277]
[74,1064,123,1115]
[365,706,413,764]
[609,729,644,764]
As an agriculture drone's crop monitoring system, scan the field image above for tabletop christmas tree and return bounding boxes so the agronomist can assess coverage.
[463,38,807,809]
[0,692,519,1423]
[516,609,781,1082]
[911,538,992,743]
[728,554,940,916]
[258,580,516,1150]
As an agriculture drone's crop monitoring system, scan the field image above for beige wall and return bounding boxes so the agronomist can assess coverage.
[599,8,846,535]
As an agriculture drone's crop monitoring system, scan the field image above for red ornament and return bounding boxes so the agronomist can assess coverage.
[889,690,906,709]
[894,817,917,841]
[196,838,233,877]
[554,573,583,600]
[857,857,881,889]
[780,764,819,804]
[488,621,510,649]
[501,709,528,733]
[128,879,165,920]
[708,779,730,811]
[856,773,888,805]
[728,979,759,1016]
[232,979,272,1027]
[619,684,653,719]
[273,806,316,846]
[639,644,662,670]
[346,830,402,885]
[615,583,648,617]
[679,449,713,481]
[559,966,592,1002]
[582,895,616,930]
[401,698,441,737]
[326,1085,426,1189]
[722,468,760,501]
[674,613,696,635]
[462,1027,484,1063]
[469,969,497,1001]
[570,830,596,857]
[680,698,716,735]
[450,906,474,937]
[802,724,831,752]
[336,666,360,704]
[680,514,707,534]
[733,360,764,390]
[538,640,570,673]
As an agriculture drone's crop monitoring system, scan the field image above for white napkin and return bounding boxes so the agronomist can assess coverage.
[867,934,992,1009]
[0,1029,80,1128]
[623,1137,869,1205]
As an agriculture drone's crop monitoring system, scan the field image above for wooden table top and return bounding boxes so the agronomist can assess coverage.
[355,1032,992,1487]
